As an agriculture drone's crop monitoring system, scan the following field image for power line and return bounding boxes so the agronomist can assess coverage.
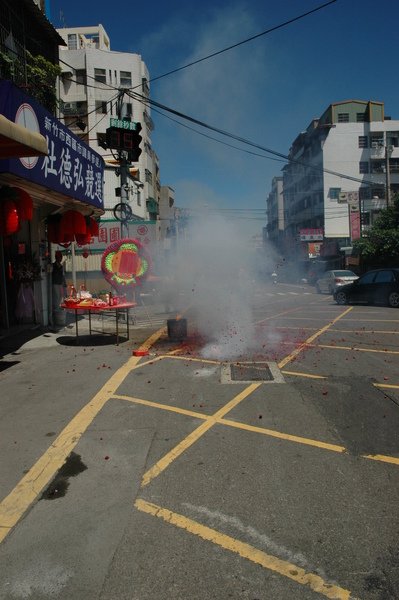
[147,0,337,85]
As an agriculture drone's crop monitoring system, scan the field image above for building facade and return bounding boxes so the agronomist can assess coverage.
[56,25,157,222]
[0,1,105,329]
[280,100,399,261]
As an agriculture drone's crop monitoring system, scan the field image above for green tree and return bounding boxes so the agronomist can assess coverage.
[25,51,61,114]
[353,196,399,265]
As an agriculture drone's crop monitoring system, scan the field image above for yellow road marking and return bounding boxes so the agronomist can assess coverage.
[362,454,399,466]
[278,308,353,369]
[309,344,399,355]
[219,419,346,453]
[140,383,261,487]
[0,330,166,544]
[135,499,359,600]
[373,383,399,389]
[115,392,398,467]
[281,370,328,379]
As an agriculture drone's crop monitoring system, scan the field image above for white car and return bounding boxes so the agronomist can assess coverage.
[315,270,359,294]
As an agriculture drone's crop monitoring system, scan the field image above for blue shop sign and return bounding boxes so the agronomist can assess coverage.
[0,80,104,211]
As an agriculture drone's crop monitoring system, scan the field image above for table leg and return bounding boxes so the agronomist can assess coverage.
[75,310,79,344]
[116,309,119,345]
[89,311,92,337]
[127,308,130,340]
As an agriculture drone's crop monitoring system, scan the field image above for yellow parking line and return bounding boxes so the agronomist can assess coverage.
[135,499,359,600]
[140,383,261,487]
[309,344,399,355]
[278,307,353,369]
[281,370,328,379]
[373,383,399,390]
[0,330,166,544]
[362,454,399,466]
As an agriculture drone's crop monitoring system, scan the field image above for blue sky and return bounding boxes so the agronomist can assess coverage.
[47,0,399,237]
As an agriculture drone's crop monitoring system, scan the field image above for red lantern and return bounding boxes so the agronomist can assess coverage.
[0,200,19,236]
[47,215,63,244]
[75,231,92,245]
[60,210,86,237]
[83,249,89,259]
[14,187,33,221]
[89,217,99,237]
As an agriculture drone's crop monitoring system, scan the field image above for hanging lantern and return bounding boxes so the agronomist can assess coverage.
[82,248,89,259]
[75,231,92,245]
[47,215,62,244]
[0,200,19,236]
[60,210,86,238]
[89,217,99,237]
[14,187,33,221]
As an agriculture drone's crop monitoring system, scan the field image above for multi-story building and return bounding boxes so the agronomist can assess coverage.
[281,100,399,260]
[56,24,157,222]
[0,0,105,329]
[266,176,284,252]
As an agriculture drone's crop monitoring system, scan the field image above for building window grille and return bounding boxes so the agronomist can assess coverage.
[75,69,86,86]
[68,34,77,50]
[94,68,106,83]
[358,136,368,148]
[95,101,107,114]
[120,71,132,87]
[338,113,349,123]
[329,188,341,199]
[356,112,366,122]
[359,161,369,174]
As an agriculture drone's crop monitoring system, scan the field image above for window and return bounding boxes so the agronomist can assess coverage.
[359,187,370,201]
[94,68,106,84]
[370,135,384,148]
[95,101,107,114]
[370,161,385,174]
[359,161,369,174]
[169,197,174,208]
[360,272,375,284]
[358,136,368,148]
[68,34,77,50]
[75,69,86,86]
[338,113,349,123]
[375,270,393,283]
[329,188,341,199]
[356,112,366,122]
[120,71,132,87]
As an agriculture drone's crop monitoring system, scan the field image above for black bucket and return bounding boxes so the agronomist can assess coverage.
[167,318,187,340]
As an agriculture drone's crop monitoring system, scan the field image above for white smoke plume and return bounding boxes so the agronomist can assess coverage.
[166,212,275,361]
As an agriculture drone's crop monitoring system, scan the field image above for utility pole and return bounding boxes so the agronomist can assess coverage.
[118,90,129,239]
[386,144,393,208]
[105,89,143,239]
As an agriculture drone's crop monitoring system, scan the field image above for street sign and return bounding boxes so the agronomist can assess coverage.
[110,118,139,131]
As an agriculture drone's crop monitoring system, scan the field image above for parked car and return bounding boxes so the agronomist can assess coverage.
[316,270,359,294]
[334,268,399,308]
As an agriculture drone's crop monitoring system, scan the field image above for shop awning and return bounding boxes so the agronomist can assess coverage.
[0,114,48,159]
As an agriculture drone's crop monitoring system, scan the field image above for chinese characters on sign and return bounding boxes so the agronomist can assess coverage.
[42,116,103,206]
[0,80,104,211]
[300,228,323,242]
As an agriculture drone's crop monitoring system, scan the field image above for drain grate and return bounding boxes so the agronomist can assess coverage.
[221,362,285,384]
[231,362,274,382]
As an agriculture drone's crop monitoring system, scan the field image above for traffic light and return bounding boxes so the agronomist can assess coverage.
[105,122,142,162]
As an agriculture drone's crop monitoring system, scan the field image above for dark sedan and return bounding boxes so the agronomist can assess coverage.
[334,268,399,308]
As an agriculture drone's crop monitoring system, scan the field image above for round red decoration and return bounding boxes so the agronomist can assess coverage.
[101,238,152,292]
[0,200,19,236]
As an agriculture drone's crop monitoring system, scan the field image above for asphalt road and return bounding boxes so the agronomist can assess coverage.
[0,282,398,600]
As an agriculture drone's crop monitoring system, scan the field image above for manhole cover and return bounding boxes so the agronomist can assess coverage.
[221,362,285,384]
[231,363,273,381]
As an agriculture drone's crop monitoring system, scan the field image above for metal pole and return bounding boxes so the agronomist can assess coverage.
[118,88,129,239]
[386,145,392,208]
